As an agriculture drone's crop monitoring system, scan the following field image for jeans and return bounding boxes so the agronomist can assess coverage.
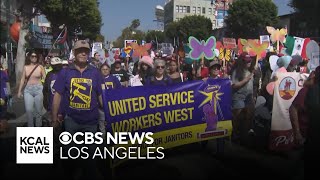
[63,115,99,179]
[24,84,43,127]
[98,109,106,138]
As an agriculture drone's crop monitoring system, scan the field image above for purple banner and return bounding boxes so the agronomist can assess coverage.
[102,79,232,134]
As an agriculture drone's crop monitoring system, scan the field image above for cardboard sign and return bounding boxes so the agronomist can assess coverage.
[222,38,237,49]
[124,40,137,49]
[188,36,216,60]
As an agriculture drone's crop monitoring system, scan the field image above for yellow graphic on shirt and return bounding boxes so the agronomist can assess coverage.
[70,78,92,109]
[105,82,114,89]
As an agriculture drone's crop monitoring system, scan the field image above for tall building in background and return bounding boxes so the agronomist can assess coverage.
[163,0,233,30]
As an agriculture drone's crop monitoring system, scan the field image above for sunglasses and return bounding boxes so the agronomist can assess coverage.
[157,66,165,69]
[31,55,37,58]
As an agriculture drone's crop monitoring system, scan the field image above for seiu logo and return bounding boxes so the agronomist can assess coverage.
[20,137,50,154]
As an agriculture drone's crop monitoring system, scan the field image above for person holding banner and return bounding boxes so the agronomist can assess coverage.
[168,59,183,84]
[129,56,153,86]
[51,40,103,179]
[145,59,173,86]
[99,63,121,138]
[111,60,129,87]
[230,52,255,144]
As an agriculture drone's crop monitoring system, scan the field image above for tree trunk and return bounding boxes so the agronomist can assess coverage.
[15,19,28,91]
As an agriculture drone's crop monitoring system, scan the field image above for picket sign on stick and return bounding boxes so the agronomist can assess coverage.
[247,39,269,68]
[188,36,216,60]
[266,26,287,53]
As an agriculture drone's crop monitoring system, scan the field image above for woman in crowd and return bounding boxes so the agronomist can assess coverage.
[168,59,183,84]
[230,52,254,144]
[99,63,121,138]
[17,50,46,127]
[145,59,173,86]
[129,56,153,86]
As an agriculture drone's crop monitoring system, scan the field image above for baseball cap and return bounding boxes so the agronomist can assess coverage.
[50,57,62,65]
[62,59,68,65]
[209,61,221,69]
[73,40,90,50]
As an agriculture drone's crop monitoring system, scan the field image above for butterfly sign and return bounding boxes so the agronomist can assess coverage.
[217,42,232,62]
[237,39,255,56]
[247,39,269,63]
[266,26,287,53]
[131,42,152,58]
[188,36,216,60]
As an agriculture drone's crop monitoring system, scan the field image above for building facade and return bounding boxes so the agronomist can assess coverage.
[164,0,233,30]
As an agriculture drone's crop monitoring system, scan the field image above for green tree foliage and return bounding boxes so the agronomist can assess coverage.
[177,15,212,42]
[95,34,105,42]
[145,30,165,43]
[290,0,320,30]
[165,21,179,42]
[113,19,146,48]
[34,0,102,40]
[225,0,278,39]
[130,19,141,30]
[165,15,212,43]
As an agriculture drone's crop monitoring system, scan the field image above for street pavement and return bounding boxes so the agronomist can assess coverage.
[0,96,304,180]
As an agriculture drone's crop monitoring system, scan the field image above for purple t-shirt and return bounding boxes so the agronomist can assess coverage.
[0,70,8,99]
[103,75,121,89]
[53,65,103,125]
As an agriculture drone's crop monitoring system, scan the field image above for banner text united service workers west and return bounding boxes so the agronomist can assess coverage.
[102,79,232,150]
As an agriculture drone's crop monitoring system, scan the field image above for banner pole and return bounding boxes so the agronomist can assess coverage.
[47,26,66,58]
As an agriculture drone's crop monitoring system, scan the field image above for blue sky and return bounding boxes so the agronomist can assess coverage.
[99,0,295,42]
[99,0,166,42]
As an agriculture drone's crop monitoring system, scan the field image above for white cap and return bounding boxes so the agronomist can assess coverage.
[62,60,68,65]
[50,57,62,65]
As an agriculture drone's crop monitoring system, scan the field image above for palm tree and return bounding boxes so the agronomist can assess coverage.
[130,19,140,30]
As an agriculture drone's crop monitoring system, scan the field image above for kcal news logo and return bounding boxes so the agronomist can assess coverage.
[16,127,53,164]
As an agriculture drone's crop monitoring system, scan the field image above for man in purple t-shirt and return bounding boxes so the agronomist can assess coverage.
[51,40,103,179]
[52,40,103,126]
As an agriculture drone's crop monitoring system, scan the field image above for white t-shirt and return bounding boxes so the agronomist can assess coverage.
[129,75,143,87]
